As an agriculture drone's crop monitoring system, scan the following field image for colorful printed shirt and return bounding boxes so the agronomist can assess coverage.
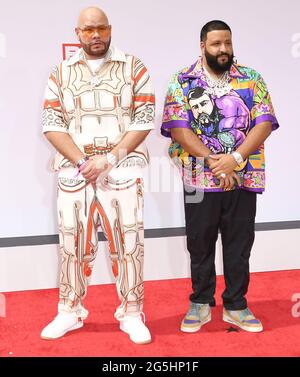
[43,46,155,170]
[161,59,279,192]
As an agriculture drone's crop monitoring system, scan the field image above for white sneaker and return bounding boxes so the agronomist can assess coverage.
[41,312,84,340]
[119,313,152,345]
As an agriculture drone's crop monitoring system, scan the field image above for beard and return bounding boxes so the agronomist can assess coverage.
[204,49,234,74]
[198,109,219,126]
[80,37,111,58]
[199,112,215,125]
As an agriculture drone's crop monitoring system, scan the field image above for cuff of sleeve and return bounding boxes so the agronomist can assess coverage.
[252,114,279,131]
[42,126,69,134]
[161,120,191,138]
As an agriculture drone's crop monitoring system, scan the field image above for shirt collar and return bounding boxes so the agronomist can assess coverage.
[66,45,127,66]
[181,57,247,80]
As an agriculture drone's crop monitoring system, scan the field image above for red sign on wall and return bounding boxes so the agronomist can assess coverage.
[62,43,81,60]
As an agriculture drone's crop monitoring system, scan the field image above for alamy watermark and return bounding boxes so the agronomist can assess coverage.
[143,155,205,204]
[92,151,207,204]
[291,33,300,58]
[291,293,300,318]
[0,293,6,317]
[0,33,6,58]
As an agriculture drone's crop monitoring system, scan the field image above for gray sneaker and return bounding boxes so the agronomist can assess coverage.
[223,307,263,332]
[180,302,211,333]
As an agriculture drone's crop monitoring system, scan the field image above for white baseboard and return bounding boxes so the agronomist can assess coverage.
[0,229,299,292]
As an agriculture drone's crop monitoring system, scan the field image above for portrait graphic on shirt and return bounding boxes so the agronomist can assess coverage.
[187,87,250,155]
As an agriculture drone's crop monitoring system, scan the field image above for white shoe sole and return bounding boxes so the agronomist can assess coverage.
[180,313,211,333]
[223,315,263,333]
[41,321,84,340]
[120,323,152,345]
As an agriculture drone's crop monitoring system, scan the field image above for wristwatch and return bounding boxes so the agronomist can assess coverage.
[231,151,243,166]
[76,156,89,169]
[106,152,118,167]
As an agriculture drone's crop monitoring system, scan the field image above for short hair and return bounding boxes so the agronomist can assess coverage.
[200,20,231,41]
[187,87,206,101]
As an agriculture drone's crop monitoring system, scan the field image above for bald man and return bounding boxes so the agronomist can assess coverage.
[41,7,155,344]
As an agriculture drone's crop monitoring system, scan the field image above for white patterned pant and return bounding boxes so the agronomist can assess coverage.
[56,166,145,320]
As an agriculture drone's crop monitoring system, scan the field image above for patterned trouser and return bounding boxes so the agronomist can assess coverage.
[56,166,145,320]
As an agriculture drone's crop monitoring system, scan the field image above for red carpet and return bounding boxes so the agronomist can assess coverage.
[0,270,300,357]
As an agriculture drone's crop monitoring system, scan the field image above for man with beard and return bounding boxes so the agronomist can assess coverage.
[41,7,155,344]
[187,86,249,154]
[161,20,279,333]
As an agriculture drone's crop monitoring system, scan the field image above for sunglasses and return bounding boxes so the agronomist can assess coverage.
[78,25,111,38]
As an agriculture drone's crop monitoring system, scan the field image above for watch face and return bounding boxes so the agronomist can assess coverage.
[233,153,243,164]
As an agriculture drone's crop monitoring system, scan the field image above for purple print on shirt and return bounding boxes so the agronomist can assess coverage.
[187,87,250,154]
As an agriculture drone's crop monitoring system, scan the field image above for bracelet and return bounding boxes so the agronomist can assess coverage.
[76,156,89,169]
[231,151,243,166]
[106,152,118,167]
